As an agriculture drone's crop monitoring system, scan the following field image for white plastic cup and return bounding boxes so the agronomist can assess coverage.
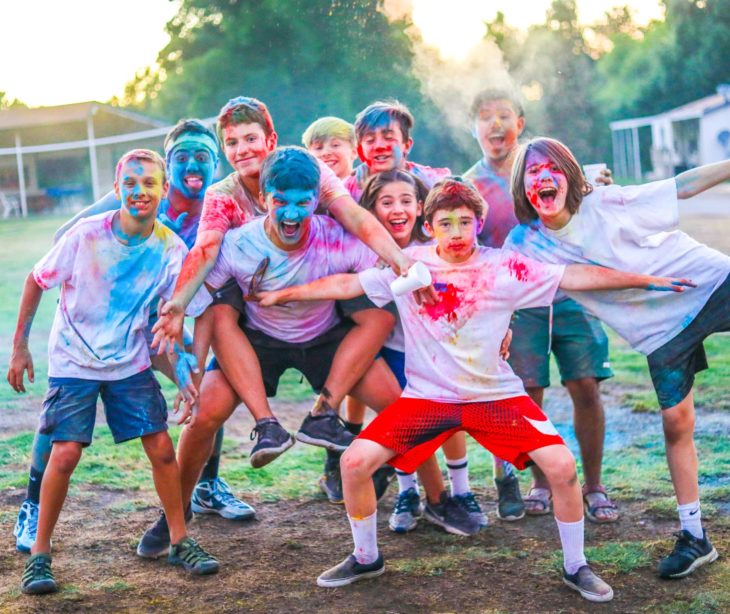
[583,163,607,187]
[390,261,432,297]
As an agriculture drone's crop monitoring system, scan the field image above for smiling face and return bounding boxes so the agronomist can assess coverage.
[263,187,318,249]
[474,99,525,164]
[114,159,167,221]
[425,205,480,264]
[168,142,216,199]
[523,149,571,228]
[357,121,412,173]
[222,122,277,181]
[308,137,357,180]
[372,181,422,248]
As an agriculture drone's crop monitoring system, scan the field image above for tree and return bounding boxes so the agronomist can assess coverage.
[0,92,27,110]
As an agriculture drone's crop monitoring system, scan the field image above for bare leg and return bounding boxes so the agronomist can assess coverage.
[662,391,699,505]
[345,396,368,426]
[31,441,82,554]
[526,386,551,489]
[565,377,605,490]
[528,445,582,522]
[341,440,398,518]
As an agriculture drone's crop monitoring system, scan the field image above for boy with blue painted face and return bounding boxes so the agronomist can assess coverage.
[7,150,218,595]
[143,147,402,556]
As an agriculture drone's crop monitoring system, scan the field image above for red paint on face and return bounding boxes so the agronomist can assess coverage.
[421,283,462,323]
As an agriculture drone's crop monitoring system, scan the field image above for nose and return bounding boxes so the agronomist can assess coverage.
[538,168,552,182]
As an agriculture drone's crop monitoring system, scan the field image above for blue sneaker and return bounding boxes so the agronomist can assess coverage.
[14,499,39,554]
[389,488,423,533]
[453,492,488,527]
[191,478,256,520]
[137,506,193,559]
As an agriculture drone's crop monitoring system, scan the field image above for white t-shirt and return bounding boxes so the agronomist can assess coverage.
[358,244,565,402]
[504,179,730,355]
[33,211,209,380]
[206,215,377,343]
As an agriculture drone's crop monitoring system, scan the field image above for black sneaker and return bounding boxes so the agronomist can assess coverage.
[319,455,343,504]
[249,419,295,468]
[296,409,355,451]
[21,553,57,595]
[373,465,396,501]
[495,474,526,521]
[563,565,614,602]
[168,536,219,576]
[453,491,488,527]
[137,506,193,558]
[658,530,718,579]
[424,492,481,536]
[316,554,385,587]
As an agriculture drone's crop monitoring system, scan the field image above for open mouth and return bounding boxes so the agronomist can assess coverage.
[280,220,301,238]
[488,135,505,147]
[373,154,392,164]
[537,186,558,206]
[183,176,203,191]
[388,219,408,233]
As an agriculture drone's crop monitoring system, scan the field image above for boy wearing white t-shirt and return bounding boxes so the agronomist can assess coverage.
[255,177,692,601]
[7,150,217,595]
[506,136,730,579]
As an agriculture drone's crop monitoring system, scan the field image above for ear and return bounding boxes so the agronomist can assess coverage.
[402,137,414,157]
[516,116,526,137]
[258,191,266,207]
[416,200,424,217]
[113,180,121,200]
[423,219,433,236]
[161,180,169,201]
[267,131,278,151]
[477,206,488,232]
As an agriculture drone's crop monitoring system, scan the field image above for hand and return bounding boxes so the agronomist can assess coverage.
[158,210,189,234]
[7,345,34,393]
[499,328,513,360]
[249,290,283,307]
[151,298,186,355]
[595,167,613,186]
[645,277,697,292]
[173,369,203,426]
[413,284,438,306]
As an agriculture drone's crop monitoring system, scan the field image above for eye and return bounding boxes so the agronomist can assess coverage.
[195,152,210,163]
[175,153,188,163]
[225,140,236,147]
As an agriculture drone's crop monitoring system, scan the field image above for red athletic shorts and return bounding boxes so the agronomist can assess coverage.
[358,396,565,474]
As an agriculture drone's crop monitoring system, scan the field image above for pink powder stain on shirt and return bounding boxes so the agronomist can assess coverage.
[508,256,530,282]
[421,283,463,323]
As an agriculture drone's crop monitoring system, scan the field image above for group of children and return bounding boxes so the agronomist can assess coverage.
[7,90,729,603]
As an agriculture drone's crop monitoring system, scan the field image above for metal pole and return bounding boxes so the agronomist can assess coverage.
[632,126,642,181]
[14,132,28,217]
[87,108,100,201]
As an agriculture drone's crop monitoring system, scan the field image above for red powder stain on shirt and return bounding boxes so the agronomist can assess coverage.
[421,283,463,323]
[508,257,530,282]
[200,193,242,234]
[35,269,57,290]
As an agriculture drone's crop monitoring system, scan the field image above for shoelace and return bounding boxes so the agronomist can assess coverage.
[670,531,703,555]
[178,539,215,565]
[456,493,481,513]
[393,492,418,514]
[250,420,280,442]
[23,557,53,582]
[212,479,250,510]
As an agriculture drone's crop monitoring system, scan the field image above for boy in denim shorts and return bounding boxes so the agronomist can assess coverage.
[7,149,217,594]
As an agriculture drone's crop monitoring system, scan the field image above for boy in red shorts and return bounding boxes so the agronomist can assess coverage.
[255,178,694,602]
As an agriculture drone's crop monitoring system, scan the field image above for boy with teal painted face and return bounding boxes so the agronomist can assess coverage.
[8,149,218,595]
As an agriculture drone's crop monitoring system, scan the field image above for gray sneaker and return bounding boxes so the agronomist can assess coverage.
[495,474,525,521]
[563,565,614,602]
[296,409,355,451]
[453,492,488,527]
[316,554,385,587]
[389,488,423,533]
[424,492,481,536]
[137,506,193,558]
[249,419,295,468]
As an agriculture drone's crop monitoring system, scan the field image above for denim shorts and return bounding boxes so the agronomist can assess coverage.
[648,273,730,409]
[508,298,613,388]
[39,369,168,445]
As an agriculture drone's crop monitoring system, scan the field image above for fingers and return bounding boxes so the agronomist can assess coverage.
[672,278,697,288]
[646,278,696,292]
[27,360,34,384]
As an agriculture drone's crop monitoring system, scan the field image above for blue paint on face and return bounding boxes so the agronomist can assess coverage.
[266,187,317,245]
[117,160,166,223]
[168,143,216,199]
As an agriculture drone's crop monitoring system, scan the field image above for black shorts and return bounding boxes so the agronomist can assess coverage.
[647,273,730,409]
[207,321,353,397]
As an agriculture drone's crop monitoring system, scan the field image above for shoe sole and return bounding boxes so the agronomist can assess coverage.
[249,437,295,469]
[16,541,31,554]
[389,519,418,533]
[21,580,58,595]
[168,558,220,576]
[563,577,614,602]
[496,509,526,522]
[662,547,719,579]
[137,543,170,558]
[317,566,385,587]
[189,504,255,521]
[423,509,480,536]
[295,432,350,452]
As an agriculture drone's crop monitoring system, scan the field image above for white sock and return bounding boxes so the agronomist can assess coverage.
[556,518,587,575]
[677,500,703,539]
[446,455,470,496]
[349,511,379,564]
[396,470,418,495]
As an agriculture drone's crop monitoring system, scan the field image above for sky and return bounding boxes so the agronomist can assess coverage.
[0,0,665,108]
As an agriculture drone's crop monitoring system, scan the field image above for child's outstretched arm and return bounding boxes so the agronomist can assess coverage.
[7,273,44,393]
[675,160,730,199]
[255,273,365,307]
[560,264,696,293]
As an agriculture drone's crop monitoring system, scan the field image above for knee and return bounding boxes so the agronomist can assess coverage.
[186,409,223,440]
[51,443,82,475]
[353,309,396,335]
[662,407,695,444]
[144,433,177,466]
[341,448,373,482]
[543,453,578,488]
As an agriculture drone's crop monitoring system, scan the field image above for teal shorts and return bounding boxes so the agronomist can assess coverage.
[508,298,613,389]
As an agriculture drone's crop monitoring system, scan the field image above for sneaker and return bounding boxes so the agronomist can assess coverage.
[495,474,526,521]
[563,565,614,602]
[296,409,355,452]
[249,420,295,468]
[316,554,385,587]
[319,456,343,504]
[168,536,219,576]
[658,530,718,579]
[137,506,193,558]
[389,488,423,533]
[21,553,57,595]
[14,499,39,554]
[423,492,481,536]
[453,492,488,527]
[191,478,256,520]
[373,465,396,501]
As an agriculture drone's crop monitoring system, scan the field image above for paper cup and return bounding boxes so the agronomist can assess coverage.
[583,163,607,186]
[390,261,432,297]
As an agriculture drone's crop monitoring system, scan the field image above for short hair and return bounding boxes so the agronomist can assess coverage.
[216,96,275,142]
[424,177,485,225]
[302,116,356,148]
[163,119,217,153]
[354,100,414,143]
[511,137,592,224]
[359,169,431,244]
[259,146,321,197]
[469,88,525,120]
[115,149,166,182]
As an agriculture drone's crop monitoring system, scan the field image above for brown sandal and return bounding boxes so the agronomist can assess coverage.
[524,487,552,516]
[583,485,619,523]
